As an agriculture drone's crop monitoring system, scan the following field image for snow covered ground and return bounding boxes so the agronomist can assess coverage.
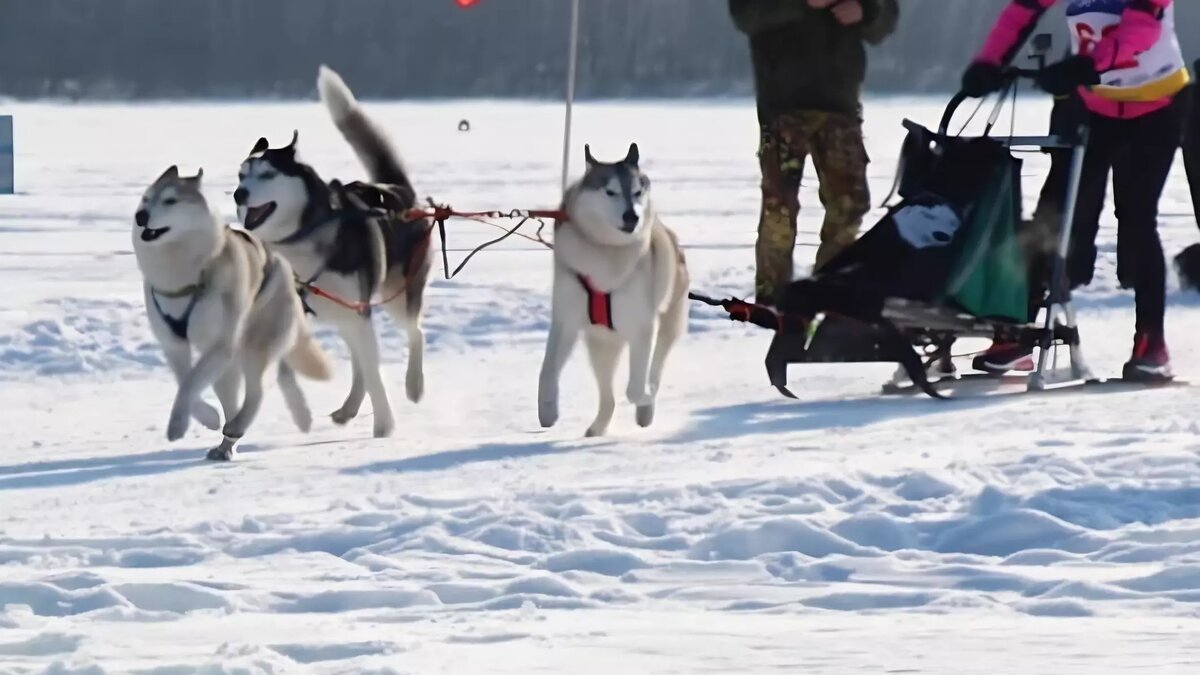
[1,96,1199,673]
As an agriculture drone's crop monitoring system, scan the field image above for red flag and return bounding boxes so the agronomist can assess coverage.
[455,0,480,7]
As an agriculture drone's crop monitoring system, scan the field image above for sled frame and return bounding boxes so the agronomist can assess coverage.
[763,97,1095,399]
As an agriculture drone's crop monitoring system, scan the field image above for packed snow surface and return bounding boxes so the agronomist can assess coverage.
[1,96,1199,673]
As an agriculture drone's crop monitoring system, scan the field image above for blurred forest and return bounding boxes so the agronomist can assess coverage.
[1,0,1196,100]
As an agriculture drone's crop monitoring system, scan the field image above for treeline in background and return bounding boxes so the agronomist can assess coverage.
[1,0,1197,100]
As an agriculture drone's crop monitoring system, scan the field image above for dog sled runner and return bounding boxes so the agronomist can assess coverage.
[692,69,1153,400]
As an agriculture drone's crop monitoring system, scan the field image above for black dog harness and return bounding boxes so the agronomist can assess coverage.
[150,274,208,340]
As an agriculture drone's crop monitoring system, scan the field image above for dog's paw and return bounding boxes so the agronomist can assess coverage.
[192,401,222,430]
[292,407,313,434]
[406,370,425,404]
[373,415,395,439]
[539,399,559,428]
[330,407,357,426]
[206,446,236,462]
[585,424,608,438]
[636,403,655,428]
[166,407,190,442]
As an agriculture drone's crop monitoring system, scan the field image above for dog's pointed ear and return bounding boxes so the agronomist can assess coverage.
[584,144,596,167]
[190,168,205,184]
[624,143,640,167]
[286,130,300,154]
[251,137,269,155]
[157,165,179,183]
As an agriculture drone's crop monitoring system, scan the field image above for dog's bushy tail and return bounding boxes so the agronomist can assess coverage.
[1175,243,1200,291]
[286,328,333,381]
[317,64,412,190]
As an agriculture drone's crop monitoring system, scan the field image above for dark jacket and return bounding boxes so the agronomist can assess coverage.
[729,0,899,121]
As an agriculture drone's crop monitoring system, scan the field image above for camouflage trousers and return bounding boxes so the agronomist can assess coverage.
[755,110,871,303]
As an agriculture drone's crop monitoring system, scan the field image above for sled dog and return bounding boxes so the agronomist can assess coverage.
[234,65,433,438]
[133,165,332,460]
[538,143,689,437]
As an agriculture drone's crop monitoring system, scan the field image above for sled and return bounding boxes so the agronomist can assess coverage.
[692,65,1113,400]
[878,373,1188,398]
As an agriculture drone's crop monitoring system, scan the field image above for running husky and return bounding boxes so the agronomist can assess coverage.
[133,166,332,461]
[538,144,689,437]
[234,65,433,439]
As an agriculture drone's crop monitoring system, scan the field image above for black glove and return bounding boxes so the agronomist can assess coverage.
[961,62,1007,98]
[1036,55,1100,97]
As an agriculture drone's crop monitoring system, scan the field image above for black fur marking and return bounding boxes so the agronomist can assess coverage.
[256,146,336,238]
[322,181,428,278]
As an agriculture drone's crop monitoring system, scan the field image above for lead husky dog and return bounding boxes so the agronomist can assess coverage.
[133,166,332,461]
[234,65,432,438]
[538,143,689,437]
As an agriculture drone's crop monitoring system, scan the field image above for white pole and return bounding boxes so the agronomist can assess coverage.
[561,0,581,192]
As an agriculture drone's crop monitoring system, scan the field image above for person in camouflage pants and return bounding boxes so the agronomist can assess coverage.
[757,110,871,297]
[729,0,898,304]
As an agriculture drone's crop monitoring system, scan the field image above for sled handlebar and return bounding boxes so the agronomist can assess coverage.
[940,67,1042,137]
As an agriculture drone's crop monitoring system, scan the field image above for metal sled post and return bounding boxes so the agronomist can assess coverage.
[1029,123,1094,391]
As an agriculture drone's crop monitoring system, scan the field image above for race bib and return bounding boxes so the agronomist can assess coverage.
[1066,0,1189,101]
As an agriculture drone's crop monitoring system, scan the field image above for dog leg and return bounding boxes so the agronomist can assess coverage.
[384,296,426,404]
[342,317,394,438]
[331,329,366,425]
[212,366,242,430]
[277,361,313,433]
[641,309,685,428]
[162,341,222,431]
[538,320,580,428]
[211,351,268,460]
[625,323,655,409]
[585,335,622,438]
[167,340,234,442]
[404,317,425,404]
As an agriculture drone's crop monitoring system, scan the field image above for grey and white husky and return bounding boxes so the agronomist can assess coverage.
[234,65,432,438]
[538,144,689,437]
[133,166,332,461]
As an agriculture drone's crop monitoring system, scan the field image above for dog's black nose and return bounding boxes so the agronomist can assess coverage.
[622,210,639,228]
[233,187,249,206]
[135,210,149,228]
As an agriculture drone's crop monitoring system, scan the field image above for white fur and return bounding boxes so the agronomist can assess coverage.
[133,166,331,460]
[538,181,689,437]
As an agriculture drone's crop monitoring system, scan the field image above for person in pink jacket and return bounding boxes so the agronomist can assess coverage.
[961,0,1189,382]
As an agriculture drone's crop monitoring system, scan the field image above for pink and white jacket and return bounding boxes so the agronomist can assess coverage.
[976,0,1190,119]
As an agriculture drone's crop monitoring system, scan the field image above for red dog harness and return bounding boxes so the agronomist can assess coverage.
[577,274,615,330]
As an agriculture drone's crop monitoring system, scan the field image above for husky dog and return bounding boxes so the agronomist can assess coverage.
[538,143,689,437]
[234,65,432,438]
[133,166,332,460]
